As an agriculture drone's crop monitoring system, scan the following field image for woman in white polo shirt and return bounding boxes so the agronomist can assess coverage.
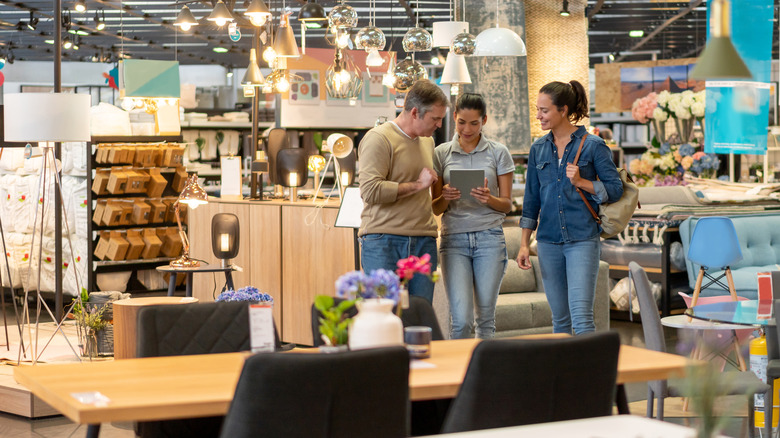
[432,93,514,339]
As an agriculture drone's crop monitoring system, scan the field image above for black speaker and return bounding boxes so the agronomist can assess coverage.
[276,148,309,188]
[266,127,290,185]
[212,213,240,260]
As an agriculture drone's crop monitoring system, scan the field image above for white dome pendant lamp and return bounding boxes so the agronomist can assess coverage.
[473,0,526,56]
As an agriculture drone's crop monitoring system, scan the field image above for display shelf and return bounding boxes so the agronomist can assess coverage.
[181,121,273,129]
[94,257,176,270]
[92,136,182,143]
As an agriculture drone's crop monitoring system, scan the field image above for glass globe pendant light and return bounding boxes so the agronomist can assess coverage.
[394,57,428,92]
[328,1,358,29]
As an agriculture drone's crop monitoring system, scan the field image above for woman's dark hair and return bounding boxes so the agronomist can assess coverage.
[539,80,589,123]
[455,93,487,117]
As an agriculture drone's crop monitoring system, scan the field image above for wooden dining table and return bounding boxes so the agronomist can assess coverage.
[13,335,691,437]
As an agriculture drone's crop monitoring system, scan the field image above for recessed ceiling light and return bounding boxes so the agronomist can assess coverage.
[45,39,55,44]
[213,47,229,53]
[629,30,644,38]
[74,0,87,13]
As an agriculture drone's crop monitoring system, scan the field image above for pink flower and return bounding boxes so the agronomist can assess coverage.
[693,151,706,160]
[396,254,432,282]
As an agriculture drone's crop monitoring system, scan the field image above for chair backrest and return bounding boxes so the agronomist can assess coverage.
[137,301,280,357]
[219,346,410,438]
[401,296,445,341]
[440,332,620,433]
[629,262,666,353]
[686,216,743,268]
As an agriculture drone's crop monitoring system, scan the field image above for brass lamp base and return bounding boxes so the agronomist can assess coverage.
[170,255,200,268]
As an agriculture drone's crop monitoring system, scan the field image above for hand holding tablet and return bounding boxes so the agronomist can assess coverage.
[449,169,486,202]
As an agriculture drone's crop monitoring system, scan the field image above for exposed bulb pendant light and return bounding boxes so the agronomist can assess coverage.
[366,48,384,67]
[207,0,234,27]
[174,5,198,32]
[326,48,363,99]
[382,55,396,88]
[245,0,272,27]
[474,0,526,56]
[559,0,570,17]
[689,0,751,80]
[273,12,300,58]
[242,48,265,86]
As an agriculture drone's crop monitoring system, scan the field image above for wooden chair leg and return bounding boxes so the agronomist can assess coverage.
[688,268,705,321]
[725,267,738,301]
[732,334,747,372]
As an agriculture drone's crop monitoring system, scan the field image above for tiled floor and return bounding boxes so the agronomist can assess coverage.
[0,302,764,437]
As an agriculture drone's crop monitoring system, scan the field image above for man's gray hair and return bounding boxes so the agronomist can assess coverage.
[403,79,450,117]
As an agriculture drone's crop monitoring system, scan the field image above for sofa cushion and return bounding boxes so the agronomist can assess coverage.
[500,263,536,293]
[495,292,551,332]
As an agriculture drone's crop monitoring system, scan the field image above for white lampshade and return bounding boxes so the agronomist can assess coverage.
[4,93,91,142]
[432,21,469,48]
[474,27,526,56]
[440,52,471,85]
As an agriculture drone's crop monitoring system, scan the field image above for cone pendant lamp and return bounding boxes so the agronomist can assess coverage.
[440,52,471,85]
[689,0,751,79]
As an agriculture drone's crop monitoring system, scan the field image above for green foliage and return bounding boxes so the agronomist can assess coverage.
[314,295,355,346]
[195,136,206,152]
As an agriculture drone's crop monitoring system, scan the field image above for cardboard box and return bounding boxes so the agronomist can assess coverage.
[121,146,135,165]
[120,201,134,226]
[102,201,124,227]
[172,168,189,193]
[162,146,185,167]
[149,200,167,224]
[124,169,147,194]
[93,231,111,261]
[106,231,130,261]
[141,228,163,259]
[96,145,109,164]
[92,200,107,225]
[92,169,111,195]
[106,170,128,194]
[125,229,145,260]
[133,147,149,167]
[146,170,167,198]
[132,200,151,225]
[151,148,164,168]
[163,198,178,223]
[107,147,126,164]
[160,227,183,258]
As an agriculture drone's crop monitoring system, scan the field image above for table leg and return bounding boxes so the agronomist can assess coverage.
[186,273,193,298]
[86,424,101,438]
[616,384,630,414]
[225,270,234,292]
[167,275,176,297]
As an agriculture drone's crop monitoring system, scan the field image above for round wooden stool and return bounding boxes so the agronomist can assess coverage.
[113,297,198,359]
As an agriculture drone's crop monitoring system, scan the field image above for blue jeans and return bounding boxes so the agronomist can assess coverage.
[440,227,507,339]
[359,234,438,303]
[536,236,600,335]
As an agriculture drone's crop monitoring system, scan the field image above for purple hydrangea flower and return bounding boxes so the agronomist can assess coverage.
[216,287,273,303]
[335,271,369,299]
[366,269,401,302]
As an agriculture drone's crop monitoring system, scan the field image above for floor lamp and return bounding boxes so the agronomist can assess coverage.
[3,93,91,364]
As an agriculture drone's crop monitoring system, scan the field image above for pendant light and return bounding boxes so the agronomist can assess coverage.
[394,57,428,92]
[242,48,265,86]
[432,0,468,48]
[356,0,385,52]
[326,47,363,100]
[402,0,432,53]
[559,0,570,17]
[245,0,272,27]
[440,52,471,96]
[473,0,526,56]
[328,1,358,29]
[366,48,384,67]
[689,0,751,80]
[382,55,397,88]
[298,1,327,28]
[207,0,234,27]
[174,5,198,32]
[274,12,300,58]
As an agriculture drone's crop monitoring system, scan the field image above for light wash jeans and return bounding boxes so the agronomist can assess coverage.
[440,226,507,339]
[536,236,600,335]
[359,234,438,303]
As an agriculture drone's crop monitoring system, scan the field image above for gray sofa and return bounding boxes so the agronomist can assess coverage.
[433,226,611,338]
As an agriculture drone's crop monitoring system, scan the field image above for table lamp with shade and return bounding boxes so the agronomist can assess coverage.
[212,213,239,268]
[276,148,308,202]
[171,174,209,268]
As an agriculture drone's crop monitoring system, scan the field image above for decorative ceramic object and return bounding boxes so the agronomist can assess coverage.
[402,27,433,52]
[349,298,403,350]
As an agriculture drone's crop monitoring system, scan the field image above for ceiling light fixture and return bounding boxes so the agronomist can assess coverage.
[629,30,644,38]
[403,0,433,53]
[689,0,752,79]
[27,11,39,31]
[273,12,300,58]
[394,56,428,92]
[298,1,327,28]
[74,0,87,13]
[245,0,272,27]
[213,47,229,53]
[174,5,198,31]
[207,0,234,27]
[63,36,73,50]
[559,0,570,17]
[328,1,358,29]
[326,47,363,99]
[242,48,265,86]
[440,52,471,95]
[474,0,526,56]
[94,9,106,31]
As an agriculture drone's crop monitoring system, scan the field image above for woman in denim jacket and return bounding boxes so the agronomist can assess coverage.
[516,81,623,334]
[432,93,514,339]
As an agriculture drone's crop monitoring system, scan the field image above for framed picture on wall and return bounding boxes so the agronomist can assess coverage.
[362,73,390,106]
[288,70,321,105]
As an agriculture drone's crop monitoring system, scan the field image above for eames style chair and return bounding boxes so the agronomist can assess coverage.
[686,216,743,308]
[440,331,620,433]
[135,301,280,438]
[219,346,410,438]
[629,262,769,438]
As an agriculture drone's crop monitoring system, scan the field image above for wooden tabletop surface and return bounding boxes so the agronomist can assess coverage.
[13,336,691,425]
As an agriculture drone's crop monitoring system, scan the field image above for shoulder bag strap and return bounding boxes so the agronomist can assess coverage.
[572,134,601,224]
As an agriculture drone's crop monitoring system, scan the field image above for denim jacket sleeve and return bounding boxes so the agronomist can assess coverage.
[591,139,623,203]
[520,143,540,231]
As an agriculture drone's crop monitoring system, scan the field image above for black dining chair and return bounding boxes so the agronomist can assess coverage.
[135,301,281,438]
[219,346,410,438]
[629,261,769,438]
[440,331,620,433]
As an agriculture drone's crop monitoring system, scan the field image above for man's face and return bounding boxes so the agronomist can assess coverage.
[413,104,447,137]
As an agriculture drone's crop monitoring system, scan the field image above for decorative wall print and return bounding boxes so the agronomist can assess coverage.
[620,67,653,111]
[288,70,320,105]
[362,73,390,106]
[652,65,688,94]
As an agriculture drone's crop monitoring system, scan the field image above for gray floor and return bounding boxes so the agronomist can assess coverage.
[0,303,762,437]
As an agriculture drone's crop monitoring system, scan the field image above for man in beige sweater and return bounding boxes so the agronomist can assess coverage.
[358,79,449,303]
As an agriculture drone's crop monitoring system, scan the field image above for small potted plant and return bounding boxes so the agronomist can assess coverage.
[313,295,355,352]
[72,292,110,359]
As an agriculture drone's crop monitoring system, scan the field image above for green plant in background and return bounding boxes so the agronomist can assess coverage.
[314,295,355,346]
[195,136,206,155]
[73,302,108,332]
[215,131,225,149]
[514,163,526,174]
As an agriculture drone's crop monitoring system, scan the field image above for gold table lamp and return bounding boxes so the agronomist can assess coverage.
[171,174,209,268]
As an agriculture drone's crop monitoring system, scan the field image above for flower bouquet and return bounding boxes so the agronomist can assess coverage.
[632,90,706,145]
[215,286,274,303]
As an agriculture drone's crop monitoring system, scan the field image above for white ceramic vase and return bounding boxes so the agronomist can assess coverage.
[348,298,403,350]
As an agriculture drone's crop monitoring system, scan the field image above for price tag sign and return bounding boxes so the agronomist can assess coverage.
[249,303,275,353]
[228,22,241,42]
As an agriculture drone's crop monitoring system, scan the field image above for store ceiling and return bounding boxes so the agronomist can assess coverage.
[0,1,776,69]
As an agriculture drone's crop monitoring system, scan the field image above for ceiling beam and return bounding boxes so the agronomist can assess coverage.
[396,0,417,23]
[587,0,606,22]
[616,0,704,61]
